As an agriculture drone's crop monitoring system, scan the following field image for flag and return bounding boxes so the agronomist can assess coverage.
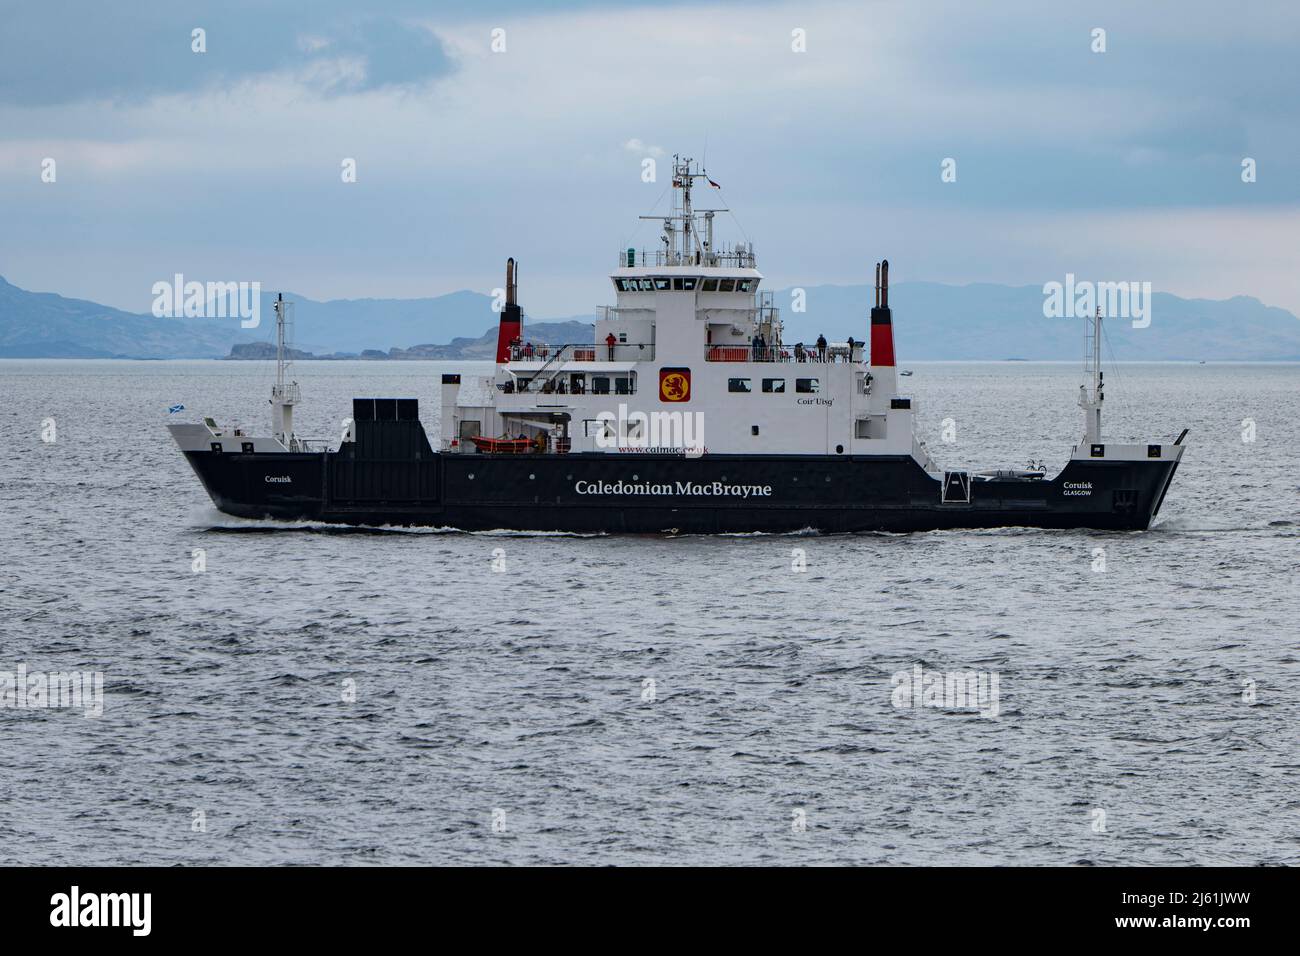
[707,177,721,189]
[168,404,185,414]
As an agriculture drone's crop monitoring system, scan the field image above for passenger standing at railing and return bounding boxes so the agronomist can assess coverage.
[846,336,856,363]
[794,342,805,362]
[524,341,534,358]
[606,332,617,361]
[816,334,827,361]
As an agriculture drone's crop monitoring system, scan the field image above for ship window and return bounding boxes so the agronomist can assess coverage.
[653,277,671,291]
[717,279,736,292]
[762,378,785,393]
[618,332,627,343]
[637,279,654,291]
[672,278,684,290]
[592,376,611,394]
[736,279,753,292]
[614,375,632,395]
[796,378,820,394]
[728,378,752,393]
[681,277,698,290]
[701,279,719,292]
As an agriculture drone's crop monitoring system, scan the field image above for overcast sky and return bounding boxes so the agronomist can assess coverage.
[2,0,1297,318]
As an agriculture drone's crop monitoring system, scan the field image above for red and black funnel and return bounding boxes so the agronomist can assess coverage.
[495,257,522,364]
[870,259,895,367]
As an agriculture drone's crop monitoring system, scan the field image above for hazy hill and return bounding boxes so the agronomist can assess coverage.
[0,276,245,358]
[2,274,1297,361]
[773,282,1300,361]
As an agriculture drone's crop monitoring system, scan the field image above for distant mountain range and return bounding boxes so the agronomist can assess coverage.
[2,274,1298,361]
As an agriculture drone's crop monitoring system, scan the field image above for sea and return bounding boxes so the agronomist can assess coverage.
[1,359,1296,865]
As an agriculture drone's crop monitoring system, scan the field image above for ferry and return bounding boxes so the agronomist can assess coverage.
[168,156,1186,533]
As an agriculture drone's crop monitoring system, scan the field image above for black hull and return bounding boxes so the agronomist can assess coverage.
[181,446,1180,534]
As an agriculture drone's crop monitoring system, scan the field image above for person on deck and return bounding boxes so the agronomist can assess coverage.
[816,334,827,361]
[606,332,617,361]
[846,335,856,363]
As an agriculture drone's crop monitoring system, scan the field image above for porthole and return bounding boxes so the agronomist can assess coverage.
[468,473,475,480]
[836,444,844,454]
[529,473,535,480]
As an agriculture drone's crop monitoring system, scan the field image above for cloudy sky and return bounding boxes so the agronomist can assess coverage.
[2,0,1297,318]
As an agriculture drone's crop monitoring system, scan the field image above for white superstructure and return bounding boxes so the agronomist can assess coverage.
[443,156,934,467]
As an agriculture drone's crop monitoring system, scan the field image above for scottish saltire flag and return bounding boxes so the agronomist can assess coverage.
[168,404,185,414]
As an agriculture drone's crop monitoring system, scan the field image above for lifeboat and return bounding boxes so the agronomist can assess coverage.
[469,435,537,455]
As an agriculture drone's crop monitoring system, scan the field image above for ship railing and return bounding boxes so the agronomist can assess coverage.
[705,345,863,364]
[617,249,758,269]
[271,382,301,403]
[509,341,654,368]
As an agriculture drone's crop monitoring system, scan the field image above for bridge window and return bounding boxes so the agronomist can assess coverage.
[717,279,736,292]
[728,378,752,393]
[637,279,654,291]
[736,279,754,292]
[796,378,820,394]
[762,378,785,393]
[653,277,671,291]
[701,279,719,292]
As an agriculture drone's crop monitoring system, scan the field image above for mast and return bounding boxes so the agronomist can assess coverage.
[638,155,728,266]
[275,293,287,395]
[1079,306,1103,444]
[271,293,299,449]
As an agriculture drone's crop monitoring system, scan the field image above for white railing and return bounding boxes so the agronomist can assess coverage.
[272,383,301,403]
[617,249,758,269]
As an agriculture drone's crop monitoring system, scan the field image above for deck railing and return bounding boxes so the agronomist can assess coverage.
[618,249,758,269]
[509,342,654,364]
[705,345,862,364]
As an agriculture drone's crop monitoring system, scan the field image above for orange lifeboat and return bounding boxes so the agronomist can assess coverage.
[469,436,536,455]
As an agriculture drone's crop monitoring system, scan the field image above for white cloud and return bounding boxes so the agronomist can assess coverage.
[624,139,664,158]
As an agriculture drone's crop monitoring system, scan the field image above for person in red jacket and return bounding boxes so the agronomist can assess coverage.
[605,332,617,361]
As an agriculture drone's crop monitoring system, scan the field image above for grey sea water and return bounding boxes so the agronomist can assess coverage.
[1,359,1296,866]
